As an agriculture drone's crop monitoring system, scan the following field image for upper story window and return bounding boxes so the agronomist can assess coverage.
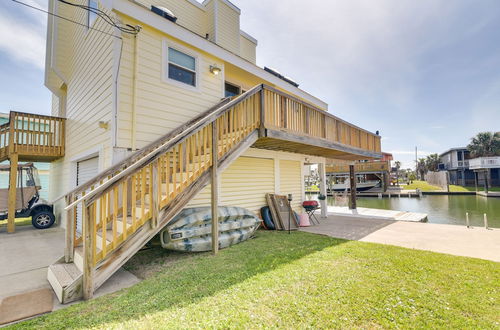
[167,47,197,87]
[224,82,240,97]
[88,1,98,28]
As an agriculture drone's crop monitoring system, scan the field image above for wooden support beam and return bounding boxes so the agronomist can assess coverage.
[7,153,18,233]
[259,87,265,137]
[64,194,75,262]
[349,164,357,210]
[318,162,327,218]
[82,201,95,300]
[151,161,159,228]
[211,122,219,254]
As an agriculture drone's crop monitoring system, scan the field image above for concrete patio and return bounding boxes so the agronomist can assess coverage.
[0,225,140,325]
[301,214,500,262]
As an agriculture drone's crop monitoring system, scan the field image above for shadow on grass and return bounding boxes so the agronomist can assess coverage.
[13,231,346,329]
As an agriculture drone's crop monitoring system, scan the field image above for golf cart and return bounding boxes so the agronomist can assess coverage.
[0,163,55,229]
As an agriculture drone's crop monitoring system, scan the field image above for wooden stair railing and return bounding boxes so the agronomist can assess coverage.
[48,84,382,303]
[49,86,262,302]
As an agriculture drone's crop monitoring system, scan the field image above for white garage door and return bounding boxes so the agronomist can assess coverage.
[76,157,99,233]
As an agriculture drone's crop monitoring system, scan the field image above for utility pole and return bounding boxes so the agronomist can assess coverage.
[415,146,418,179]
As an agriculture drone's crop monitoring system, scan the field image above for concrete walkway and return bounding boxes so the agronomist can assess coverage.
[328,206,427,222]
[0,226,140,325]
[301,214,500,262]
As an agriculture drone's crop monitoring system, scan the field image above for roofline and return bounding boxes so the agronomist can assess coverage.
[202,0,241,14]
[439,147,468,157]
[240,29,258,45]
[113,0,328,109]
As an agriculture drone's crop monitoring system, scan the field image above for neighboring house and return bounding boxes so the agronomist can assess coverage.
[468,156,500,189]
[41,0,381,301]
[438,147,475,186]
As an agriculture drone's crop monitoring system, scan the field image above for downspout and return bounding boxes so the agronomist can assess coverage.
[131,32,140,150]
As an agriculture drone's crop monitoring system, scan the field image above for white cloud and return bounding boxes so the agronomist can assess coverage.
[0,1,47,70]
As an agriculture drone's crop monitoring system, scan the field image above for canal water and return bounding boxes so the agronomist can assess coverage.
[325,195,500,229]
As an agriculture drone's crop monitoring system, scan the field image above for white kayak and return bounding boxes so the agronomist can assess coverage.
[160,206,261,252]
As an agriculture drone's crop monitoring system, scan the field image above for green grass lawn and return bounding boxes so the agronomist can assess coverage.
[402,180,443,191]
[10,231,500,329]
[0,216,32,229]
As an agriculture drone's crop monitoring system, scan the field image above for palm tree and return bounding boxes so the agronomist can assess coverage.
[425,153,440,172]
[417,158,426,180]
[394,161,401,186]
[467,132,500,157]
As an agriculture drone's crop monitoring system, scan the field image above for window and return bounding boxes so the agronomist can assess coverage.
[167,47,197,87]
[87,1,98,28]
[224,82,240,97]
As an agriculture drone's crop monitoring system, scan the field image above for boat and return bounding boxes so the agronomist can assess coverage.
[160,206,261,252]
[328,180,380,192]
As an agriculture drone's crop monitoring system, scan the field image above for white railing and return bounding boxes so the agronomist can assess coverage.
[468,156,500,170]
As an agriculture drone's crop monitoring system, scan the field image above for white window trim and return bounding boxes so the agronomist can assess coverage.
[162,40,201,92]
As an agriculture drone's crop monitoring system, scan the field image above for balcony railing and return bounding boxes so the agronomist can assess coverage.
[468,156,500,170]
[326,161,388,174]
[262,86,381,153]
[0,111,65,161]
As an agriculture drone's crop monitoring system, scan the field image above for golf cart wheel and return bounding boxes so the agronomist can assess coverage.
[32,210,55,229]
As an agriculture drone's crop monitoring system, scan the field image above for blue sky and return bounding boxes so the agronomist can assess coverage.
[1,0,499,169]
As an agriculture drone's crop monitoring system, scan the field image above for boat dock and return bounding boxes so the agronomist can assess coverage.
[328,206,428,222]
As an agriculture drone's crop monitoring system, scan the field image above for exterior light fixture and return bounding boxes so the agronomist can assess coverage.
[210,64,221,75]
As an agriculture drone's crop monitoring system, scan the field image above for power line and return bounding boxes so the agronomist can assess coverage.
[11,0,123,39]
[57,0,139,35]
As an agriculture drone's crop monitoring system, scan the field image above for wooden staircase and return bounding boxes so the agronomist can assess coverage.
[48,86,262,303]
[47,84,382,303]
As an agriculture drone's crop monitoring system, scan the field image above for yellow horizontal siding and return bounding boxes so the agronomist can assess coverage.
[188,156,275,214]
[279,160,302,212]
[239,35,256,64]
[135,0,206,36]
[117,18,224,149]
[216,0,240,54]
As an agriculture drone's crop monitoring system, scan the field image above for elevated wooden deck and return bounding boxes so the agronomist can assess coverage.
[0,111,65,162]
[254,86,381,160]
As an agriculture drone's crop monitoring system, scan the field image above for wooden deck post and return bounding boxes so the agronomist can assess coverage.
[349,164,357,210]
[259,85,265,137]
[151,160,159,228]
[211,122,219,254]
[7,153,18,233]
[64,194,75,262]
[82,201,95,300]
[318,162,327,218]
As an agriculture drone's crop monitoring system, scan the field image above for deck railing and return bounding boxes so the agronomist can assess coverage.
[262,86,381,153]
[0,111,65,159]
[60,84,381,299]
[326,161,389,174]
[66,87,261,266]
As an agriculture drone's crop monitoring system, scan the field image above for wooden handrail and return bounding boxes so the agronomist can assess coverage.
[262,84,380,137]
[64,85,263,210]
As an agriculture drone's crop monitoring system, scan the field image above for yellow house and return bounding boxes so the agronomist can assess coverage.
[41,0,382,302]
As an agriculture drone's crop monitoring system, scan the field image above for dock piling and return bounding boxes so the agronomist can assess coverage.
[465,212,470,228]
[378,193,382,199]
[484,213,489,230]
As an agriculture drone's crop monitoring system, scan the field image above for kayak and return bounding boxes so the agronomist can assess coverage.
[160,206,261,252]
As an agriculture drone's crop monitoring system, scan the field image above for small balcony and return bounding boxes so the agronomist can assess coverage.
[0,111,65,162]
[468,157,500,170]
